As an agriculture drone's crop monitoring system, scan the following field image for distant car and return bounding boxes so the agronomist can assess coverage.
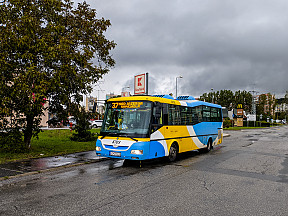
[89,120,103,128]
[68,116,76,128]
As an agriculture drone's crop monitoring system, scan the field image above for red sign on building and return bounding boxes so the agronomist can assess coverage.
[134,73,147,95]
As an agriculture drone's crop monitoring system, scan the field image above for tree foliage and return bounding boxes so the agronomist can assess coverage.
[70,107,96,142]
[0,0,116,151]
[199,90,252,111]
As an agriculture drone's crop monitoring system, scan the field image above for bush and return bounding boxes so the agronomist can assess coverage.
[244,121,270,127]
[70,108,97,142]
[0,130,27,153]
[223,118,233,128]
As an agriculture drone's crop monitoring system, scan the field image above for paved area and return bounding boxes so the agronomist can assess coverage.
[0,151,104,178]
[0,134,230,179]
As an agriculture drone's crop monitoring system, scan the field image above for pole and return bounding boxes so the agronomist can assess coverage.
[249,88,258,127]
[211,88,214,103]
[146,73,149,95]
[176,76,183,98]
[176,77,177,98]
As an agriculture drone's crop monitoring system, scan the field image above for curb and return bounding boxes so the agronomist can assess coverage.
[223,133,230,137]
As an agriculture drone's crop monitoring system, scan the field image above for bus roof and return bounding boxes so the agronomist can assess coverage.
[107,95,222,109]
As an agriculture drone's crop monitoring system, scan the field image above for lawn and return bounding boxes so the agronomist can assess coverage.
[224,127,267,130]
[0,129,100,164]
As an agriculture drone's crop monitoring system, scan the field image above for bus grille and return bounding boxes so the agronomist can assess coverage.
[104,145,129,151]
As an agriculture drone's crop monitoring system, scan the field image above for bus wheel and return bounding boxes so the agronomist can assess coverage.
[200,139,212,153]
[123,159,134,166]
[206,139,213,152]
[168,143,178,162]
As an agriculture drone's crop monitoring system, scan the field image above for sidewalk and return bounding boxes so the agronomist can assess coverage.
[0,151,104,179]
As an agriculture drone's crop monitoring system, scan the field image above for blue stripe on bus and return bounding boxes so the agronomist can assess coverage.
[96,140,166,160]
[193,122,222,144]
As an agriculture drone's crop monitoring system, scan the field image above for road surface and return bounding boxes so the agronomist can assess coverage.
[1,126,288,215]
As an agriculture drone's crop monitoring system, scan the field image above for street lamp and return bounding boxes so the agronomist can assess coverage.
[176,76,183,98]
[122,86,130,92]
[211,88,214,103]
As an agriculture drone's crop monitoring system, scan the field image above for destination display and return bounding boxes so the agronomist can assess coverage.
[111,101,144,109]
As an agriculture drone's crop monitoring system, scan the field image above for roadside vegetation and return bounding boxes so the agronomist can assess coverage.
[0,129,100,164]
[224,123,283,130]
[0,0,115,152]
[224,127,268,130]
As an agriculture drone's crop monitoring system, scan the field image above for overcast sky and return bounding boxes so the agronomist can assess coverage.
[76,0,288,100]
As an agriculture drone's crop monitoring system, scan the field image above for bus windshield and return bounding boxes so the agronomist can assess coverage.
[101,101,152,138]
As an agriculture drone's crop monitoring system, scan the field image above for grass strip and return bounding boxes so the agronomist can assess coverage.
[0,129,100,164]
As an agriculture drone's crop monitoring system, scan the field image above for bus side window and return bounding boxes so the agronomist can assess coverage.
[168,104,181,125]
[196,106,202,123]
[151,103,163,133]
[163,104,168,125]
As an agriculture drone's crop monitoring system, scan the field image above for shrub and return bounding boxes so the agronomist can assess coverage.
[223,118,233,128]
[0,129,27,153]
[70,108,97,142]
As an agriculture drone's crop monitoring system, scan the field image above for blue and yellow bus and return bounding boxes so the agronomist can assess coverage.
[96,95,223,162]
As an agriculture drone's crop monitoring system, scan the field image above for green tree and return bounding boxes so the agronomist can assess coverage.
[0,0,116,150]
[200,89,252,112]
[217,90,234,109]
[234,90,252,112]
[257,94,267,117]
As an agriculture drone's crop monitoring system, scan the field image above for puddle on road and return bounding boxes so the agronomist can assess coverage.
[0,151,103,177]
[248,139,259,141]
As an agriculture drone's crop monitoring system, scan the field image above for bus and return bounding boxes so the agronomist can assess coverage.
[96,95,223,162]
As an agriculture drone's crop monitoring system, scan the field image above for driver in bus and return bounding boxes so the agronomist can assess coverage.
[117,119,128,130]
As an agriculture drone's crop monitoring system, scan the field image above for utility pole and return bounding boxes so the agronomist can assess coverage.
[95,89,104,117]
[176,76,183,98]
[249,89,258,127]
[211,88,214,103]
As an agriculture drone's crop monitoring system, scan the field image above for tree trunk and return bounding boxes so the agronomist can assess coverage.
[24,115,34,149]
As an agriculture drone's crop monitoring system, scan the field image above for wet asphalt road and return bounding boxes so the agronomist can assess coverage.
[0,126,288,216]
[0,151,104,178]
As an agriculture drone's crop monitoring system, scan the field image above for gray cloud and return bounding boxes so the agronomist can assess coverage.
[78,0,288,99]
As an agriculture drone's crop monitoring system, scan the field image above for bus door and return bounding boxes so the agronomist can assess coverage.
[151,102,164,133]
[150,102,168,157]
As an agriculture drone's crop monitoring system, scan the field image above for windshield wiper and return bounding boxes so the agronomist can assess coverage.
[118,134,138,142]
[100,132,118,140]
[100,132,138,142]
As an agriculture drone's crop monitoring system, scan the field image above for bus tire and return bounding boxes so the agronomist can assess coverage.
[200,139,213,153]
[123,159,133,166]
[206,139,213,152]
[168,143,178,162]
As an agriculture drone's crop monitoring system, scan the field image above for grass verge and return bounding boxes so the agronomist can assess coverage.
[0,129,100,164]
[224,126,269,130]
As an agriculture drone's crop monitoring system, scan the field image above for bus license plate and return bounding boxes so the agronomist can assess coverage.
[110,151,121,157]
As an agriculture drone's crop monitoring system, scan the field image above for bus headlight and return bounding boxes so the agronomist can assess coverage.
[96,146,101,151]
[131,150,143,155]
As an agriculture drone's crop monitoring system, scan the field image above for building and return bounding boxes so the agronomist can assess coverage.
[85,96,97,113]
[255,93,276,116]
[275,98,288,113]
[106,92,119,100]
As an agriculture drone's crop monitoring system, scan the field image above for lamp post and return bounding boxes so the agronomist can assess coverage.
[122,86,130,92]
[176,76,183,98]
[211,88,214,103]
